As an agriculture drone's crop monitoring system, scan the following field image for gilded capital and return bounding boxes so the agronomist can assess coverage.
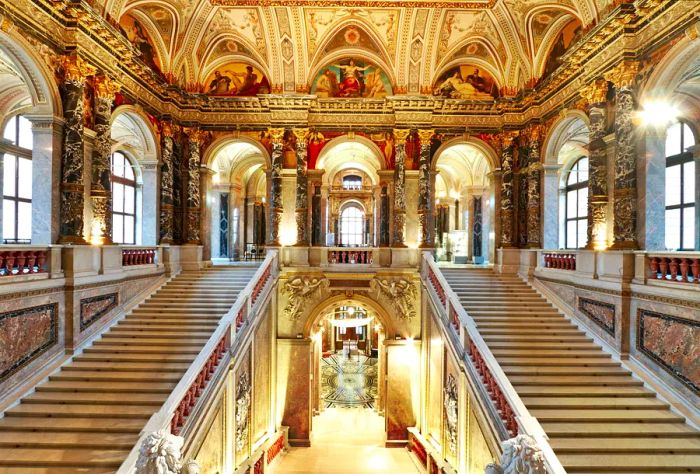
[393,129,411,142]
[417,129,434,143]
[580,78,608,106]
[185,127,205,144]
[292,128,309,142]
[162,121,174,138]
[604,61,639,89]
[269,127,285,143]
[94,75,121,99]
[528,124,545,143]
[60,54,96,83]
[500,131,519,149]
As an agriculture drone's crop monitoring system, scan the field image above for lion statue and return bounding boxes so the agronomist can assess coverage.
[135,430,200,474]
[485,435,546,474]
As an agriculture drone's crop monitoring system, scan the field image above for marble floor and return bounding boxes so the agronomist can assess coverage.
[321,353,378,408]
[271,408,419,473]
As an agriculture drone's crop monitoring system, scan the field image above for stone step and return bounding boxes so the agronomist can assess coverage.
[6,403,155,419]
[513,385,655,398]
[0,432,136,450]
[0,417,145,433]
[557,453,700,472]
[102,330,212,339]
[522,397,668,409]
[75,352,195,363]
[530,408,685,423]
[49,371,184,383]
[549,437,700,453]
[0,448,128,468]
[497,357,617,366]
[65,361,191,372]
[35,380,176,394]
[92,338,207,347]
[510,375,644,386]
[83,345,202,354]
[22,391,165,406]
[503,366,629,376]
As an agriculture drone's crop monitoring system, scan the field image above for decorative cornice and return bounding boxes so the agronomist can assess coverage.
[94,75,121,99]
[60,54,95,84]
[604,60,640,89]
[580,78,609,106]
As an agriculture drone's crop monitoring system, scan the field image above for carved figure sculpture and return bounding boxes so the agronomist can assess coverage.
[135,430,200,474]
[370,277,417,319]
[485,435,547,474]
[235,371,251,453]
[283,276,329,321]
[443,374,458,456]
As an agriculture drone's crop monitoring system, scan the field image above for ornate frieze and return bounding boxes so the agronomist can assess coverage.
[369,277,417,320]
[578,297,616,336]
[417,129,434,248]
[293,128,309,246]
[282,276,330,321]
[80,292,118,331]
[392,129,411,247]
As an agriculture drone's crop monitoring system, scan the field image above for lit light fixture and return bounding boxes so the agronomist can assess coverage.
[90,220,104,246]
[638,100,679,127]
[212,173,220,184]
[347,306,355,316]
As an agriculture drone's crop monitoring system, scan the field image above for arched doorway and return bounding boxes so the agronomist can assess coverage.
[432,140,497,264]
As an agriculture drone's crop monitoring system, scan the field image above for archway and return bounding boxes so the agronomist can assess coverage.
[206,139,269,261]
[431,140,497,264]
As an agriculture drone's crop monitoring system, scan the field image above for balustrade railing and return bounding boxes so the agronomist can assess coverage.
[421,252,565,474]
[649,254,700,284]
[543,252,576,270]
[121,247,157,266]
[266,432,285,464]
[117,251,279,473]
[0,248,48,276]
[329,248,374,264]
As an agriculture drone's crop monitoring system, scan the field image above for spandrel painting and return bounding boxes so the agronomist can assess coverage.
[119,14,163,75]
[433,65,499,100]
[311,59,392,99]
[204,63,271,96]
[541,18,583,79]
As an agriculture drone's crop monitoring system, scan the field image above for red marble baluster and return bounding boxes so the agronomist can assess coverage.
[26,251,36,273]
[680,258,690,283]
[650,257,659,278]
[0,253,5,276]
[571,254,576,271]
[659,257,668,279]
[670,258,679,281]
[692,259,700,284]
[16,252,26,274]
[6,252,16,275]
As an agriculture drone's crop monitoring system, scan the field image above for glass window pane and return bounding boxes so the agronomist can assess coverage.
[113,183,124,212]
[112,153,124,177]
[113,214,123,244]
[577,158,589,183]
[682,207,695,250]
[567,166,578,186]
[3,116,16,144]
[567,190,577,217]
[577,219,588,248]
[17,116,32,150]
[124,215,135,244]
[124,185,135,214]
[124,161,135,181]
[666,122,682,156]
[578,188,588,217]
[566,220,577,249]
[3,200,15,239]
[17,157,32,200]
[665,208,681,250]
[683,161,695,204]
[3,154,16,197]
[684,124,696,149]
[666,165,681,206]
[17,201,31,240]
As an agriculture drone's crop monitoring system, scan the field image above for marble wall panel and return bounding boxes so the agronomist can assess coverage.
[0,303,58,383]
[277,339,311,445]
[468,405,495,473]
[578,297,616,336]
[385,342,418,442]
[427,317,442,444]
[193,401,225,474]
[405,174,420,247]
[234,349,252,464]
[79,292,118,331]
[253,308,272,444]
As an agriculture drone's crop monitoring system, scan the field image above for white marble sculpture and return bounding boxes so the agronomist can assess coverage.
[135,430,200,474]
[485,435,546,474]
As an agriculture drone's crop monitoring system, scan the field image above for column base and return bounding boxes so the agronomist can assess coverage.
[609,240,638,250]
[59,235,88,245]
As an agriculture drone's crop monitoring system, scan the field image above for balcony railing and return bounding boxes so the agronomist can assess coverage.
[121,247,158,266]
[421,252,565,474]
[0,248,48,276]
[543,252,577,270]
[648,253,700,284]
[328,247,374,264]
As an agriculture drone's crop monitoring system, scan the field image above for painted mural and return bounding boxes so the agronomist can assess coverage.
[541,18,583,79]
[119,14,163,74]
[203,63,270,96]
[312,59,392,98]
[433,65,499,100]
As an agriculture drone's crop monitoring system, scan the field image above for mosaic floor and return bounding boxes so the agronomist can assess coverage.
[321,353,378,408]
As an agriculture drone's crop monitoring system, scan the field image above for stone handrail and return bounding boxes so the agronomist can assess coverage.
[421,252,565,474]
[117,250,279,473]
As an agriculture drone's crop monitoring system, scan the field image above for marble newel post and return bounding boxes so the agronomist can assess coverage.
[526,125,544,248]
[58,55,96,244]
[293,128,309,246]
[185,128,204,244]
[499,132,518,247]
[90,75,120,244]
[392,129,410,247]
[580,78,609,249]
[606,61,640,249]
[418,129,434,248]
[267,128,285,246]
[159,122,177,243]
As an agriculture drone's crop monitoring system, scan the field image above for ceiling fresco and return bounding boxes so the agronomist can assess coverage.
[101,0,620,97]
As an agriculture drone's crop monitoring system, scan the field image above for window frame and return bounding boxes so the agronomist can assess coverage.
[2,114,33,244]
[665,121,696,251]
[111,150,138,245]
[339,203,365,247]
[564,156,589,250]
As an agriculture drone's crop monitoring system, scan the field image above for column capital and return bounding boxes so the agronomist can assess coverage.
[60,54,95,84]
[393,128,411,142]
[268,127,286,143]
[161,121,176,138]
[498,130,519,149]
[94,75,121,99]
[604,60,640,90]
[580,78,609,106]
[417,129,434,143]
[527,124,545,143]
[185,127,206,144]
[292,128,309,142]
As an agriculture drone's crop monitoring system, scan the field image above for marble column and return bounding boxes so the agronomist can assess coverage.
[90,75,120,244]
[267,128,285,246]
[26,116,62,244]
[58,55,95,244]
[159,122,177,243]
[526,126,544,248]
[498,132,518,247]
[542,164,562,249]
[201,166,215,259]
[392,129,410,247]
[184,128,204,244]
[606,62,640,249]
[141,160,159,245]
[293,128,309,246]
[581,78,610,249]
[418,129,435,248]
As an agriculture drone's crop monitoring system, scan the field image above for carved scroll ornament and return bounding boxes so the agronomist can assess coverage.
[370,277,417,320]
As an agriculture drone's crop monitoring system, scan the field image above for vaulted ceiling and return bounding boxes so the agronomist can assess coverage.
[94,0,618,95]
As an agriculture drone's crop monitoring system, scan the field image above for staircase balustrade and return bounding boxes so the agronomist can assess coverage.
[420,252,565,474]
[328,248,374,264]
[648,253,700,284]
[122,247,158,266]
[542,252,576,270]
[0,248,48,276]
[118,251,279,473]
[266,432,285,464]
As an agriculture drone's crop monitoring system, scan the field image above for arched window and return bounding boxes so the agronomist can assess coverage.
[2,115,33,243]
[111,151,137,245]
[665,121,696,250]
[564,157,589,249]
[340,204,365,246]
[342,175,363,190]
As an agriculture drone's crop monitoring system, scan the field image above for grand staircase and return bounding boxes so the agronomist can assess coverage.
[441,267,700,473]
[0,266,257,473]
